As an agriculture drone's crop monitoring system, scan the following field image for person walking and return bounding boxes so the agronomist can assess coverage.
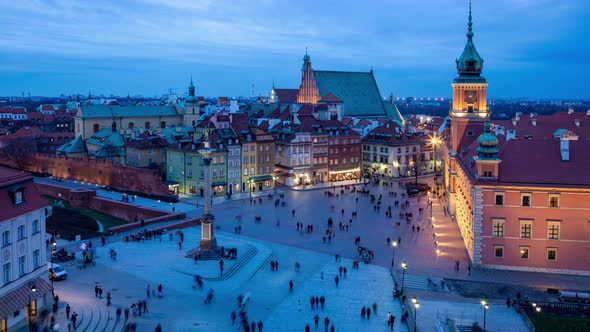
[116,307,122,322]
[155,323,162,332]
[219,259,224,276]
[289,280,294,294]
[310,296,315,310]
[98,286,103,299]
[65,304,71,319]
[314,314,319,329]
[506,297,512,308]
[95,285,99,298]
[324,317,330,332]
[71,312,78,329]
[372,303,377,315]
[258,320,263,332]
[367,307,371,320]
[231,311,236,325]
[124,307,129,321]
[146,284,151,298]
[334,275,339,287]
[361,306,366,319]
[320,296,325,309]
[305,324,311,332]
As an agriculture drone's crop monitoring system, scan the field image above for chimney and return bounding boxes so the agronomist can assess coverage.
[531,118,536,126]
[568,107,574,115]
[560,138,569,161]
[512,119,517,126]
[575,119,580,127]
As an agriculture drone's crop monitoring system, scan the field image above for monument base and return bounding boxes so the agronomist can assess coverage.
[199,213,217,250]
[199,238,218,250]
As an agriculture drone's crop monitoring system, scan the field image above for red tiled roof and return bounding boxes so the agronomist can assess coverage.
[0,168,49,223]
[494,112,590,140]
[319,92,342,103]
[341,117,353,126]
[41,105,54,111]
[496,139,590,187]
[297,104,314,116]
[27,112,43,120]
[0,107,26,114]
[275,89,299,103]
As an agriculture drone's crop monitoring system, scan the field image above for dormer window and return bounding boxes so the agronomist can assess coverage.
[15,191,23,204]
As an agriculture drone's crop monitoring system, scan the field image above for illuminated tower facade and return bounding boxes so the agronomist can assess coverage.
[296,50,321,104]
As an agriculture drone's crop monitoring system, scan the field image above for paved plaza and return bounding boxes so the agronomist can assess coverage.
[33,176,590,331]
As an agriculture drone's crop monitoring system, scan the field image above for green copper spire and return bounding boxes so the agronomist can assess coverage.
[455,0,485,83]
[186,76,197,104]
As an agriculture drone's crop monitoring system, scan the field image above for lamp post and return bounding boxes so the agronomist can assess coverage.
[481,299,489,332]
[51,240,57,294]
[248,180,252,199]
[401,261,407,295]
[430,136,441,173]
[391,240,398,267]
[412,297,420,332]
[29,282,36,332]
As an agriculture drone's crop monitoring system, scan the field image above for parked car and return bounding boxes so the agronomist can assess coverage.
[47,262,67,281]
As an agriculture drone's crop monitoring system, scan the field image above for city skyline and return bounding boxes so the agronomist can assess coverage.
[0,0,588,99]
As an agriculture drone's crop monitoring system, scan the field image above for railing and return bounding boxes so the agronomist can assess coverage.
[513,299,590,311]
[512,304,535,332]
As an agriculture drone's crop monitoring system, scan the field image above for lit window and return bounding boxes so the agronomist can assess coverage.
[494,246,504,258]
[549,194,559,208]
[520,247,529,259]
[495,193,504,206]
[521,193,531,207]
[547,248,557,261]
[492,219,504,237]
[547,222,560,240]
[520,220,532,239]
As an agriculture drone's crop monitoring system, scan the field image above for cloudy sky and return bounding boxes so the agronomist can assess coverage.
[0,0,587,99]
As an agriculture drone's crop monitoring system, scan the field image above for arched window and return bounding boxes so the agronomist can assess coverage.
[93,123,99,133]
[145,121,151,129]
[161,121,166,128]
[128,122,134,129]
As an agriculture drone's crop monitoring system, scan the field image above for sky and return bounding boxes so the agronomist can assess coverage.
[0,0,588,99]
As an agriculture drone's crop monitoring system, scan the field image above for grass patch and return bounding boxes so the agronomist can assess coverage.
[527,308,590,332]
[45,196,127,240]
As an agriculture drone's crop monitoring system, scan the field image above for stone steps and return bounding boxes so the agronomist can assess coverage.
[184,247,222,260]
[206,246,258,281]
[248,249,278,280]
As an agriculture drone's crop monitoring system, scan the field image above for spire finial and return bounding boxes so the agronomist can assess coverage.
[190,74,193,85]
[467,0,474,39]
[305,47,308,56]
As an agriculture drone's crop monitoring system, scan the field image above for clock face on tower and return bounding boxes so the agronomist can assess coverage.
[465,90,477,104]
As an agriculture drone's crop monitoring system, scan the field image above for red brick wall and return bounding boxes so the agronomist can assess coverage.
[22,154,174,197]
[88,197,168,222]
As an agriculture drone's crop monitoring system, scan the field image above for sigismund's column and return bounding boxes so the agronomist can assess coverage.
[199,129,217,250]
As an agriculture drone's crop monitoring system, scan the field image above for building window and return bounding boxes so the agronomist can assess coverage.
[250,167,255,175]
[549,194,559,208]
[521,193,531,207]
[520,247,529,259]
[547,248,557,261]
[15,191,23,205]
[187,168,192,178]
[547,222,560,240]
[495,193,504,206]
[494,246,504,258]
[17,225,26,240]
[33,249,40,269]
[243,146,248,152]
[2,263,10,285]
[492,219,504,237]
[520,221,532,239]
[93,123,99,133]
[2,231,10,246]
[128,122,134,129]
[243,157,248,164]
[18,256,25,276]
[145,122,151,129]
[244,168,248,176]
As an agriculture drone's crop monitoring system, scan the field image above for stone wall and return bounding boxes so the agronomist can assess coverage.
[22,154,174,198]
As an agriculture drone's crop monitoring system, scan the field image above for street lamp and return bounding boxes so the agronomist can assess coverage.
[481,299,489,332]
[247,180,252,199]
[29,282,36,332]
[401,261,407,295]
[412,297,420,332]
[391,240,398,267]
[51,240,57,294]
[429,136,441,173]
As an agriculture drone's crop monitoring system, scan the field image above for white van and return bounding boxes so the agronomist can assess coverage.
[47,262,67,281]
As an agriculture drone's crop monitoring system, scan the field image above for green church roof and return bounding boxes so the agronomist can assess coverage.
[78,105,180,119]
[313,70,387,117]
[56,135,87,154]
[454,1,486,84]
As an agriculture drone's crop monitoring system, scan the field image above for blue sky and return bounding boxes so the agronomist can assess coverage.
[0,0,588,99]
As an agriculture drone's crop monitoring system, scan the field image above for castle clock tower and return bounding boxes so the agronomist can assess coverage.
[183,77,200,128]
[449,0,489,153]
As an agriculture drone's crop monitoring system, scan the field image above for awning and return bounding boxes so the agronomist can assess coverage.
[0,277,52,320]
[211,181,227,187]
[249,175,273,182]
